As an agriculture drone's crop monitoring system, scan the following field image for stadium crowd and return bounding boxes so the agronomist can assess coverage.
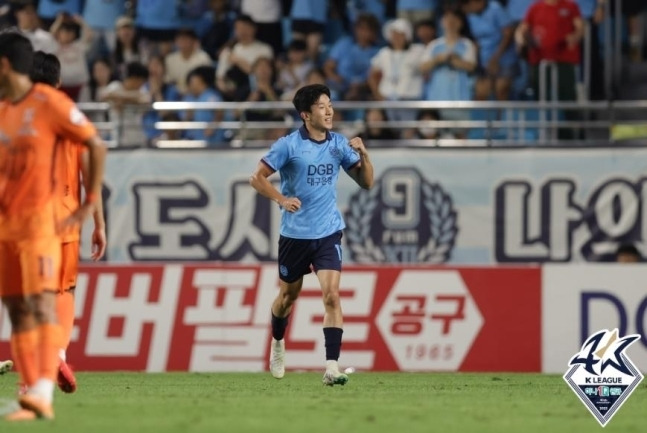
[0,0,645,145]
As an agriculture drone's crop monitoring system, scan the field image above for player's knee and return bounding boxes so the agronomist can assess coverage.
[322,289,340,310]
[3,297,32,328]
[32,293,57,324]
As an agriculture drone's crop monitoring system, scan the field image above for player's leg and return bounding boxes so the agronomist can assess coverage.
[312,231,348,386]
[56,241,79,393]
[15,238,63,419]
[269,236,312,379]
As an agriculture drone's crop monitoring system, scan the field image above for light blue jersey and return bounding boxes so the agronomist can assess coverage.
[38,0,82,19]
[83,0,126,30]
[262,126,360,240]
[291,0,329,24]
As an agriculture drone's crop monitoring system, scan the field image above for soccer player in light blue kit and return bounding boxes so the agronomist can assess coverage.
[250,84,374,385]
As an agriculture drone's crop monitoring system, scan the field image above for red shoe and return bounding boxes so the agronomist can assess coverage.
[57,361,77,394]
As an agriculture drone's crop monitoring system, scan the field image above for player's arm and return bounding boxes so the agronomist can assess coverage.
[80,150,106,260]
[249,162,301,213]
[64,136,107,227]
[345,137,374,190]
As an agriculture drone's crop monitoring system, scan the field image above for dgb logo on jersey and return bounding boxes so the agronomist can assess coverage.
[345,167,458,263]
[564,328,643,427]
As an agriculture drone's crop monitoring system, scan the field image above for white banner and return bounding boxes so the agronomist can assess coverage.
[542,264,647,373]
[89,148,647,264]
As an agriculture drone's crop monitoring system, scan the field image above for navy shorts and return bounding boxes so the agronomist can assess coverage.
[278,231,343,283]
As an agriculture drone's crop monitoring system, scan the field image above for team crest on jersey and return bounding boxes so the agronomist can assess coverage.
[345,167,458,263]
[329,143,342,159]
[69,106,87,125]
[564,329,643,427]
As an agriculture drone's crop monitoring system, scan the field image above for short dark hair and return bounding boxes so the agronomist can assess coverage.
[30,50,60,86]
[176,28,198,40]
[125,62,149,80]
[186,65,215,87]
[288,39,307,52]
[235,14,256,27]
[617,244,641,258]
[0,31,33,74]
[292,84,331,114]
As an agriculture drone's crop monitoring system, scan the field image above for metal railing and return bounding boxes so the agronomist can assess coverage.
[75,99,647,148]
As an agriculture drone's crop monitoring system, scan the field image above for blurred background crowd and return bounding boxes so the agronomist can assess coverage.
[0,0,645,145]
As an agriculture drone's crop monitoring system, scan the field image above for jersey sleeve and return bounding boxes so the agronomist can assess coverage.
[494,2,513,29]
[340,137,360,171]
[48,90,97,143]
[262,138,290,172]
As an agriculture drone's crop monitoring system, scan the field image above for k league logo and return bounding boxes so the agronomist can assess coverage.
[564,328,643,427]
[345,167,458,263]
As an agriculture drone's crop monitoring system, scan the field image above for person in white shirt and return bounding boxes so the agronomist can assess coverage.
[368,18,425,133]
[240,0,283,55]
[101,62,151,147]
[164,28,212,95]
[14,2,57,53]
[216,15,273,100]
[51,12,93,101]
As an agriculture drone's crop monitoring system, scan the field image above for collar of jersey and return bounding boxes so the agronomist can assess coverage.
[299,125,331,144]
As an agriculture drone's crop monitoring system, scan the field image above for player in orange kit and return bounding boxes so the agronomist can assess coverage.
[29,51,107,394]
[0,32,106,421]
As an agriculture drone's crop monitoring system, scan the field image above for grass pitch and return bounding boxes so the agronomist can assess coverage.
[0,372,644,432]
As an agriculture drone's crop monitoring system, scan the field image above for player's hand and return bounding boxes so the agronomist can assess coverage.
[59,203,96,231]
[280,197,301,213]
[349,137,368,157]
[91,226,107,261]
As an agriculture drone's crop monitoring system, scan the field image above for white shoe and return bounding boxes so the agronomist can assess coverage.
[269,339,285,379]
[322,369,349,386]
[0,360,13,375]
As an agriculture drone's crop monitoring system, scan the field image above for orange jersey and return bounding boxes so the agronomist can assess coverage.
[56,140,86,243]
[0,84,96,241]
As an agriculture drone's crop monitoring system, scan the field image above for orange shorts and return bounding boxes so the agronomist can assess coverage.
[0,237,61,297]
[60,241,80,292]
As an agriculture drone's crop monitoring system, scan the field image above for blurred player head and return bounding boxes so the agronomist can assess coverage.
[293,84,333,132]
[616,244,641,263]
[30,50,61,88]
[0,30,34,93]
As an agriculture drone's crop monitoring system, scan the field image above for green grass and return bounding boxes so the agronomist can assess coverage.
[0,372,644,432]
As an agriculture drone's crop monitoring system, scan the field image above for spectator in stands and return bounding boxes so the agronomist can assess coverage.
[82,0,126,65]
[463,0,516,101]
[574,0,604,99]
[361,108,397,140]
[515,0,583,139]
[142,55,181,142]
[113,16,147,80]
[88,58,115,103]
[291,0,329,62]
[397,0,436,23]
[369,18,425,130]
[197,0,235,61]
[241,0,284,56]
[51,12,92,101]
[415,109,444,140]
[420,7,476,139]
[13,1,57,53]
[0,1,14,31]
[324,13,381,101]
[181,66,225,146]
[414,19,436,46]
[277,40,313,100]
[244,57,281,109]
[37,0,81,27]
[216,15,273,100]
[506,0,535,24]
[165,28,212,96]
[616,244,642,263]
[101,62,150,147]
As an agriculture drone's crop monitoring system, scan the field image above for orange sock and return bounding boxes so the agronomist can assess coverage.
[10,329,39,387]
[38,324,64,382]
[56,290,75,352]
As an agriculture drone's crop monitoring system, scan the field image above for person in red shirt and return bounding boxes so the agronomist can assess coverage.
[515,0,584,139]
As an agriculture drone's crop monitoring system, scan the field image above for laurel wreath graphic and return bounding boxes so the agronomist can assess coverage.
[345,185,385,263]
[345,182,458,263]
[418,183,458,263]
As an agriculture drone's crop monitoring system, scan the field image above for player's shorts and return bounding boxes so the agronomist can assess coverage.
[277,231,343,283]
[60,241,80,292]
[0,237,61,297]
